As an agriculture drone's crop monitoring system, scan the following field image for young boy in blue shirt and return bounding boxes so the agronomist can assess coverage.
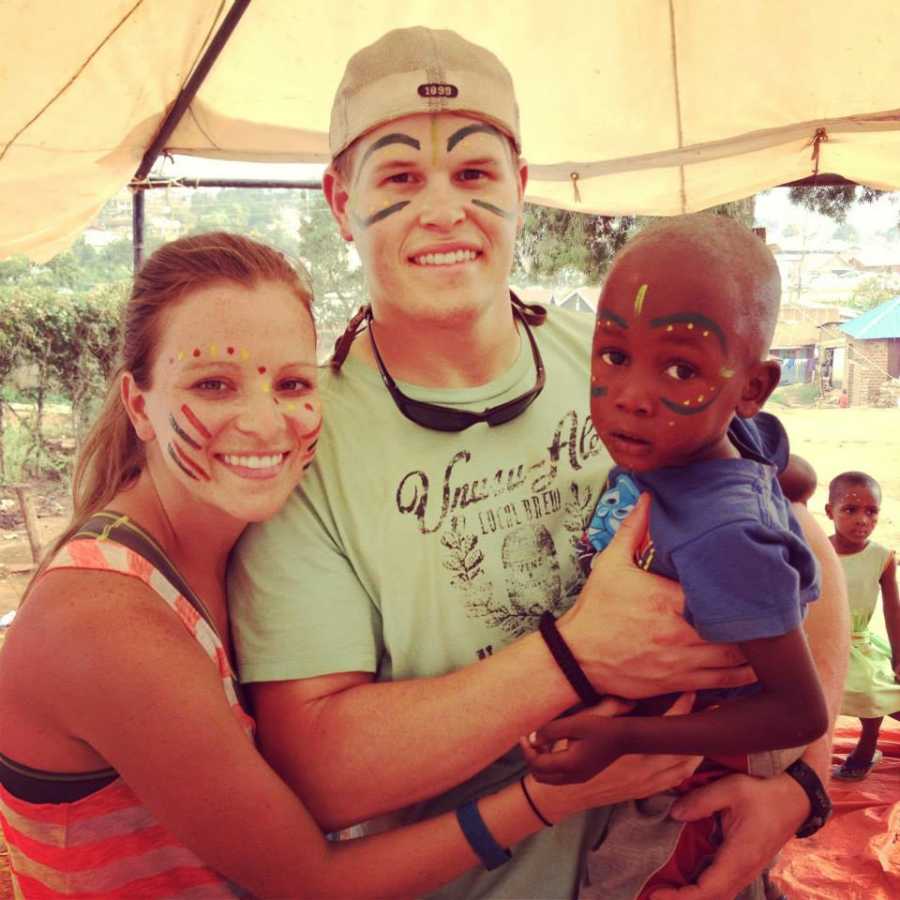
[524,213,829,897]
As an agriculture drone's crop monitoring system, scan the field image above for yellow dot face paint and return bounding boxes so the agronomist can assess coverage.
[177,351,185,361]
[209,344,218,357]
[720,367,735,379]
[240,349,249,361]
[666,325,674,332]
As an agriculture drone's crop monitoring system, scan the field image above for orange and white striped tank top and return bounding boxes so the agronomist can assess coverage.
[0,516,255,898]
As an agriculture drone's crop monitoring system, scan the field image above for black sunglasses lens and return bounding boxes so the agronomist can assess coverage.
[399,398,478,432]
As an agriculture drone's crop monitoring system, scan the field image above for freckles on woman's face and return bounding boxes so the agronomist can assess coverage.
[141,281,321,523]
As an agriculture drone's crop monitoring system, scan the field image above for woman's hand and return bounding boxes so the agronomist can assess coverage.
[526,693,702,821]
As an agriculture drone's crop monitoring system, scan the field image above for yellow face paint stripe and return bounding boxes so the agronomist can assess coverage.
[634,283,648,317]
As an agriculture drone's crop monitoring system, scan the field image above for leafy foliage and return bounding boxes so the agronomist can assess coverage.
[848,273,900,312]
[788,184,884,224]
[513,197,755,286]
[0,281,124,480]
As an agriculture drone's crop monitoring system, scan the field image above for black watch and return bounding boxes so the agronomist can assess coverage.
[785,759,832,838]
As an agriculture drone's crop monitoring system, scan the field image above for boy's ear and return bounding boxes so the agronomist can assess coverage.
[121,372,155,442]
[824,502,834,520]
[323,166,354,242]
[735,359,781,418]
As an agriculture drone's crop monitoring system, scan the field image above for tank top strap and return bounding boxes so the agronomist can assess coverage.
[43,512,252,725]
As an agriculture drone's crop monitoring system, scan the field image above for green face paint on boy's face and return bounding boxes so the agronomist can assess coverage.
[338,112,526,324]
[589,242,758,473]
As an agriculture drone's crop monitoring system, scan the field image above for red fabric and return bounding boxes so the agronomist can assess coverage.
[771,716,900,898]
[638,815,721,898]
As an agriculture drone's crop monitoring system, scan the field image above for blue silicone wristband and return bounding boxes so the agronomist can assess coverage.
[456,800,511,870]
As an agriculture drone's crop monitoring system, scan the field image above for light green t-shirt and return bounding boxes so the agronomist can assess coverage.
[230,306,613,899]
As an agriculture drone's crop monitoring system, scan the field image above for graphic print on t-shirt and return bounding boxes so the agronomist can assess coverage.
[576,470,655,575]
[395,408,604,638]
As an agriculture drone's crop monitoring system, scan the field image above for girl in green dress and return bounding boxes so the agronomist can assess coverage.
[826,471,900,779]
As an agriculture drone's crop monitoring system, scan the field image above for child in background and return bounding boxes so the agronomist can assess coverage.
[827,471,900,779]
[523,213,829,898]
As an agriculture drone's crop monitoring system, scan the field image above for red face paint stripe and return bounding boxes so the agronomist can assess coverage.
[171,440,211,481]
[167,443,198,481]
[299,418,323,442]
[169,414,201,450]
[180,404,212,440]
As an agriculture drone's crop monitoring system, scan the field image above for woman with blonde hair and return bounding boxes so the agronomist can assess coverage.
[0,232,699,898]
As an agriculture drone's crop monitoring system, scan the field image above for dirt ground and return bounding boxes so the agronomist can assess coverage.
[0,405,897,896]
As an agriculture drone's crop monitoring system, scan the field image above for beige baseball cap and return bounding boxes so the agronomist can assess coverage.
[329,27,521,160]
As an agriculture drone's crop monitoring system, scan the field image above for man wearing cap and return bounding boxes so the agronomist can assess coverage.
[229,27,845,899]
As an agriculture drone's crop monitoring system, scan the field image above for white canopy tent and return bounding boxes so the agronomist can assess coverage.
[2,0,900,262]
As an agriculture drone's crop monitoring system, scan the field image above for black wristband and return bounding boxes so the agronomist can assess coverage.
[538,611,602,707]
[520,776,553,828]
[785,759,832,838]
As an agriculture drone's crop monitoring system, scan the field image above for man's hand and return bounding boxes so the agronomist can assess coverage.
[648,771,809,899]
[559,494,753,699]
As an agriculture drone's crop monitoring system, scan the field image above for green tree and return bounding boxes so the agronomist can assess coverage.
[788,184,884,224]
[848,274,900,312]
[0,291,27,478]
[514,197,755,286]
[296,192,364,341]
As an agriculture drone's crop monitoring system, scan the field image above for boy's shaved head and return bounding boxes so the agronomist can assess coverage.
[828,470,882,503]
[611,213,781,361]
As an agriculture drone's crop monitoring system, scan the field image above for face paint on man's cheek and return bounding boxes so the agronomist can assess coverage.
[471,199,515,220]
[350,200,411,229]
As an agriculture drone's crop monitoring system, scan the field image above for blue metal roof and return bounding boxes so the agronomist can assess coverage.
[839,297,900,340]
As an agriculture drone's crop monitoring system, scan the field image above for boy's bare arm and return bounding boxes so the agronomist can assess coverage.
[525,628,828,783]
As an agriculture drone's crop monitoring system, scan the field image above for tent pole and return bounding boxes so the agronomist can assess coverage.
[132,188,145,271]
[132,0,252,184]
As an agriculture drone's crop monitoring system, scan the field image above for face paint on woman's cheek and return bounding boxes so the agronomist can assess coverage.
[287,401,323,469]
[167,407,212,480]
[180,403,212,440]
[167,440,210,481]
[169,413,201,450]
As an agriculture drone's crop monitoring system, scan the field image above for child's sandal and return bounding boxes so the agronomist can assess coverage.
[832,749,883,781]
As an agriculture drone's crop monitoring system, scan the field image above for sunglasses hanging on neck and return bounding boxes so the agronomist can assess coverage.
[330,294,547,432]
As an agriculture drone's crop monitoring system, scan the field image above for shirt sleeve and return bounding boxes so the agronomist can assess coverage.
[671,520,808,643]
[728,412,790,472]
[228,476,383,684]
